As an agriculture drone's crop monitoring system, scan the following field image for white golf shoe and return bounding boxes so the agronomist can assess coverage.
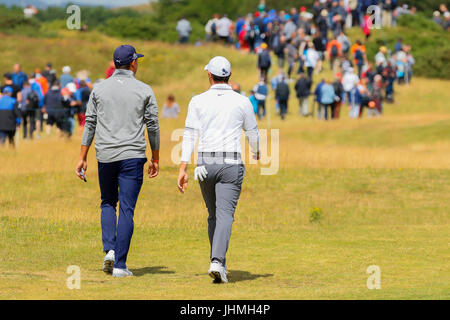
[102,250,115,274]
[208,261,228,283]
[112,268,133,278]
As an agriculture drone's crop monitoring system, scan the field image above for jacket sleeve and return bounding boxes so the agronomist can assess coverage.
[144,88,160,151]
[81,90,97,147]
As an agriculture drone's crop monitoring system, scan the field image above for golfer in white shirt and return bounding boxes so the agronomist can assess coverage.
[177,56,260,283]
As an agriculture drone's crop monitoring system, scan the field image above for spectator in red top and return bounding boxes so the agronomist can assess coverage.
[362,13,372,41]
[105,60,115,79]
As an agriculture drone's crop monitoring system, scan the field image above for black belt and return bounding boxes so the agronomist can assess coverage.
[198,152,240,160]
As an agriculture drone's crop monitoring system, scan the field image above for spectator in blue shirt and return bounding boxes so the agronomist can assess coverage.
[60,66,74,88]
[0,87,21,147]
[320,80,337,120]
[253,79,269,120]
[314,79,325,119]
[11,64,28,90]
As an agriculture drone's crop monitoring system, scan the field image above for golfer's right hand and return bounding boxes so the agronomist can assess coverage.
[148,160,159,179]
[75,159,87,181]
[177,170,189,194]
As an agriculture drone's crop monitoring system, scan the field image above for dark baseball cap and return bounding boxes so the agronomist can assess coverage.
[113,45,144,66]
[3,72,12,80]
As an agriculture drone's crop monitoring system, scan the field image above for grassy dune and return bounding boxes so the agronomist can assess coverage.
[0,31,449,299]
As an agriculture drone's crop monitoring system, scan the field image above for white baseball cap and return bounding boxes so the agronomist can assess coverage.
[204,56,231,77]
[66,82,77,93]
[62,66,71,74]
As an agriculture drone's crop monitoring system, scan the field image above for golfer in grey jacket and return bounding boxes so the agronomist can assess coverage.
[76,45,160,278]
[177,56,260,283]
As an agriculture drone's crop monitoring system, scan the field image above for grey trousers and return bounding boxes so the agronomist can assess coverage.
[198,155,245,265]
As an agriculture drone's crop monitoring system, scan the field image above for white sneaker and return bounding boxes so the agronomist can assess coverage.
[208,261,228,283]
[102,250,115,274]
[112,268,133,278]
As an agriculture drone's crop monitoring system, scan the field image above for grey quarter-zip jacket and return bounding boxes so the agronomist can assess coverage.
[81,69,160,163]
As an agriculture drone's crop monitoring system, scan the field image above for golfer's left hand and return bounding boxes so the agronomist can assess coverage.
[75,159,87,181]
[148,161,159,179]
[194,166,208,182]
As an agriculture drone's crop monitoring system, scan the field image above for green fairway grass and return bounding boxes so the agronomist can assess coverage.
[0,31,449,299]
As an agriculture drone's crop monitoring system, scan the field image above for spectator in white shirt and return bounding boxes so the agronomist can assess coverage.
[216,15,233,43]
[342,67,360,107]
[176,17,192,44]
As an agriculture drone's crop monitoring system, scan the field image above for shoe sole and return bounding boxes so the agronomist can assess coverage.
[103,260,114,274]
[112,273,130,278]
[209,270,226,284]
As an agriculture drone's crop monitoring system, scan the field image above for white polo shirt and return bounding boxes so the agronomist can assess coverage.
[216,17,232,37]
[181,84,260,163]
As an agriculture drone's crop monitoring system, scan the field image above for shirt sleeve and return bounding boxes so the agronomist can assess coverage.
[81,90,97,147]
[144,88,160,151]
[184,98,200,130]
[180,98,200,163]
[242,99,260,154]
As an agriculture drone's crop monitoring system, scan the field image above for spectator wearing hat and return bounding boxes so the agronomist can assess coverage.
[317,9,329,44]
[60,66,74,88]
[375,46,388,74]
[257,42,271,82]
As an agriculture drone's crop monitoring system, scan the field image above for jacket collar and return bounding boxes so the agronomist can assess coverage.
[112,69,135,78]
[210,84,232,90]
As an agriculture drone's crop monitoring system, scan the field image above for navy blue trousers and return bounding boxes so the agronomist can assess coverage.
[98,158,146,269]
